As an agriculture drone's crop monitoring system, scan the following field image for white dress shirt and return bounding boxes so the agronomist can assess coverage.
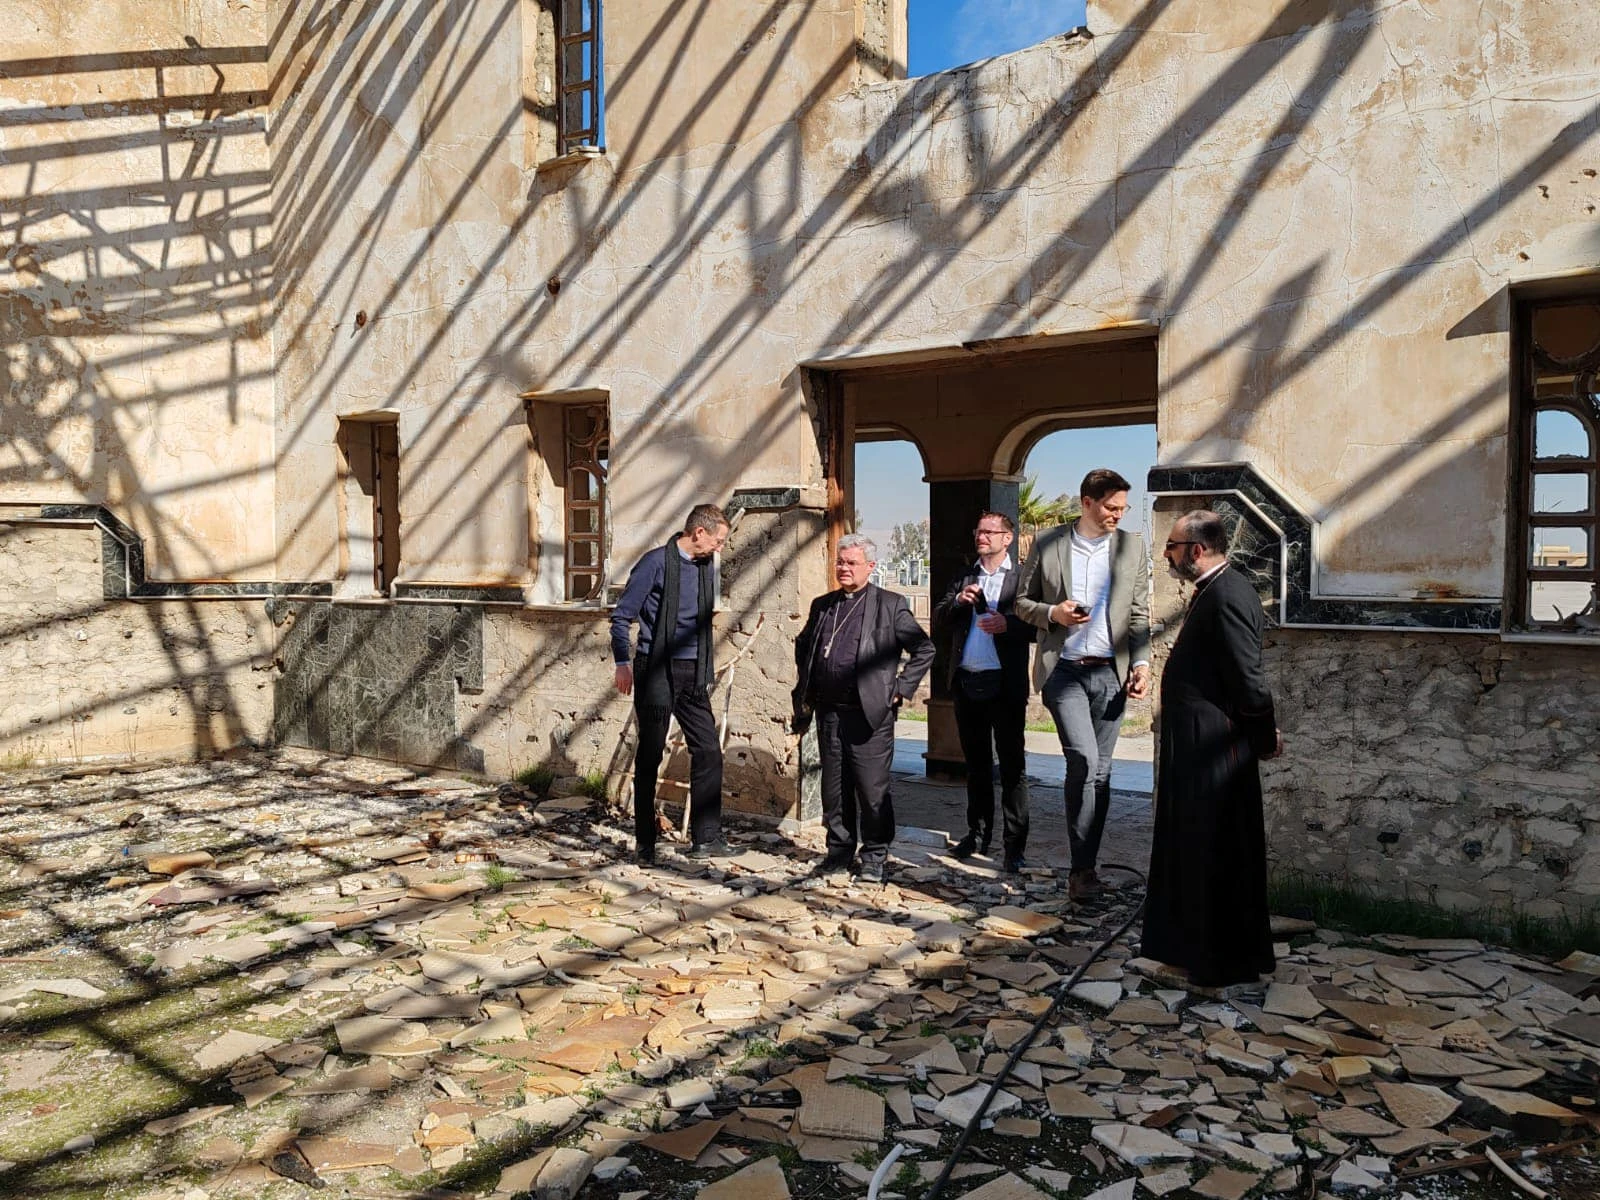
[958,558,1010,672]
[1063,528,1115,660]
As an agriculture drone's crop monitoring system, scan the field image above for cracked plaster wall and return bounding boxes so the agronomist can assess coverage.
[0,1,278,581]
[803,0,1599,597]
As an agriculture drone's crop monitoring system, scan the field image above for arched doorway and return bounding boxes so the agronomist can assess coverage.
[810,330,1159,776]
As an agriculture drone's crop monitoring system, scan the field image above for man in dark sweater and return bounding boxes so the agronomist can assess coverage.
[611,504,730,863]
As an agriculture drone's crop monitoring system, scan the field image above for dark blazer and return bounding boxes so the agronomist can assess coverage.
[1161,564,1277,759]
[794,584,935,730]
[931,560,1036,703]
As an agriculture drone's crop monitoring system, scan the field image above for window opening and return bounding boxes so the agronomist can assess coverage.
[1517,296,1600,628]
[338,416,401,596]
[558,0,603,155]
[564,402,609,600]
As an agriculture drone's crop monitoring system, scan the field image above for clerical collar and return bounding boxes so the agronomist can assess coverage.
[1195,561,1228,586]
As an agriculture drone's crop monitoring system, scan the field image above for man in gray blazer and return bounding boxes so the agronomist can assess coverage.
[1015,470,1151,901]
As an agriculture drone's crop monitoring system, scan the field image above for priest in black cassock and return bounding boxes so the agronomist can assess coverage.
[1142,510,1283,989]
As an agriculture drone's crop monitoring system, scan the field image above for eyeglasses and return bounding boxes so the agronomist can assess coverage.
[973,528,1009,538]
[1163,540,1199,552]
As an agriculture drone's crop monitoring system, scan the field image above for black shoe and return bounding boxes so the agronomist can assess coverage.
[1004,854,1026,873]
[636,844,656,866]
[856,861,885,884]
[950,832,980,860]
[686,839,733,860]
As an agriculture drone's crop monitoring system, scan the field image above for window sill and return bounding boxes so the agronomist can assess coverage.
[1501,629,1600,646]
[537,145,606,173]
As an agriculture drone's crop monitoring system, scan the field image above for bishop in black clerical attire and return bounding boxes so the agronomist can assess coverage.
[1143,510,1283,989]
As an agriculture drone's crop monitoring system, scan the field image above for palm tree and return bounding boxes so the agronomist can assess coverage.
[1016,476,1078,557]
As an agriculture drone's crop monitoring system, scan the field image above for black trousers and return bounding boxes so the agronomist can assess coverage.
[952,672,1029,857]
[633,658,723,848]
[816,704,896,867]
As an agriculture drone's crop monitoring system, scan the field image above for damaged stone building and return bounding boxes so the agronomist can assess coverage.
[2,0,1598,916]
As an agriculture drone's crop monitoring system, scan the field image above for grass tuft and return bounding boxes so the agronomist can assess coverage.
[576,770,609,801]
[484,864,520,890]
[1269,870,1600,958]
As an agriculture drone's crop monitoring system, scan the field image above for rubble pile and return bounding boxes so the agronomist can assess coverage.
[0,751,1596,1199]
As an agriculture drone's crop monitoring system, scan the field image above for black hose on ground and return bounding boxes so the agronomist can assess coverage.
[922,862,1149,1200]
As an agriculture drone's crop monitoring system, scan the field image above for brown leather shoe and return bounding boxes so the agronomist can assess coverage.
[1068,868,1104,902]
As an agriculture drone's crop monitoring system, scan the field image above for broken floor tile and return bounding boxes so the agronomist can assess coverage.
[953,1173,1053,1200]
[1045,1085,1114,1120]
[1190,1165,1260,1200]
[1091,1123,1195,1166]
[696,1154,791,1199]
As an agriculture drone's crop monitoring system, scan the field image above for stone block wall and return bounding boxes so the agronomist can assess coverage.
[1263,630,1600,920]
[0,523,274,765]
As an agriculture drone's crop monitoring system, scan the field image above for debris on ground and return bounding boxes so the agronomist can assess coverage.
[0,750,1596,1199]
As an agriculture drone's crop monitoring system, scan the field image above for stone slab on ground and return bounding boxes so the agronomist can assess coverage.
[1091,1123,1195,1166]
[696,1155,791,1199]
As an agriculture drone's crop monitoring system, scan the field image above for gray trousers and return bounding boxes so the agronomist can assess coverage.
[1041,660,1125,871]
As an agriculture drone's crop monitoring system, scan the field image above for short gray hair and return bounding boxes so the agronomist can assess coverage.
[837,533,877,562]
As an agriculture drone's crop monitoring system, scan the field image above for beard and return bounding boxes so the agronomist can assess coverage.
[1168,557,1201,583]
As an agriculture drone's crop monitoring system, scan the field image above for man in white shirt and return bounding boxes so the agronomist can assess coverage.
[932,511,1036,872]
[1015,470,1152,902]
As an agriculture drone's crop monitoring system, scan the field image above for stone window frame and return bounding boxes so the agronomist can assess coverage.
[522,389,611,605]
[335,412,402,598]
[1512,290,1600,633]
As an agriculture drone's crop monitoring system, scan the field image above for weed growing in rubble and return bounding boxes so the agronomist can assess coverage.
[576,770,609,800]
[893,1159,925,1197]
[483,864,519,890]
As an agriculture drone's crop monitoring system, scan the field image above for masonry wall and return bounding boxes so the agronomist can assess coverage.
[1263,630,1600,920]
[0,524,273,764]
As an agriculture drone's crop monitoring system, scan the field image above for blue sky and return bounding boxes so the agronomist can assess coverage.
[908,0,1088,75]
[858,2,1150,547]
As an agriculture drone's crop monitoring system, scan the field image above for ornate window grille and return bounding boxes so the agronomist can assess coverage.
[1517,295,1600,629]
[564,402,609,601]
